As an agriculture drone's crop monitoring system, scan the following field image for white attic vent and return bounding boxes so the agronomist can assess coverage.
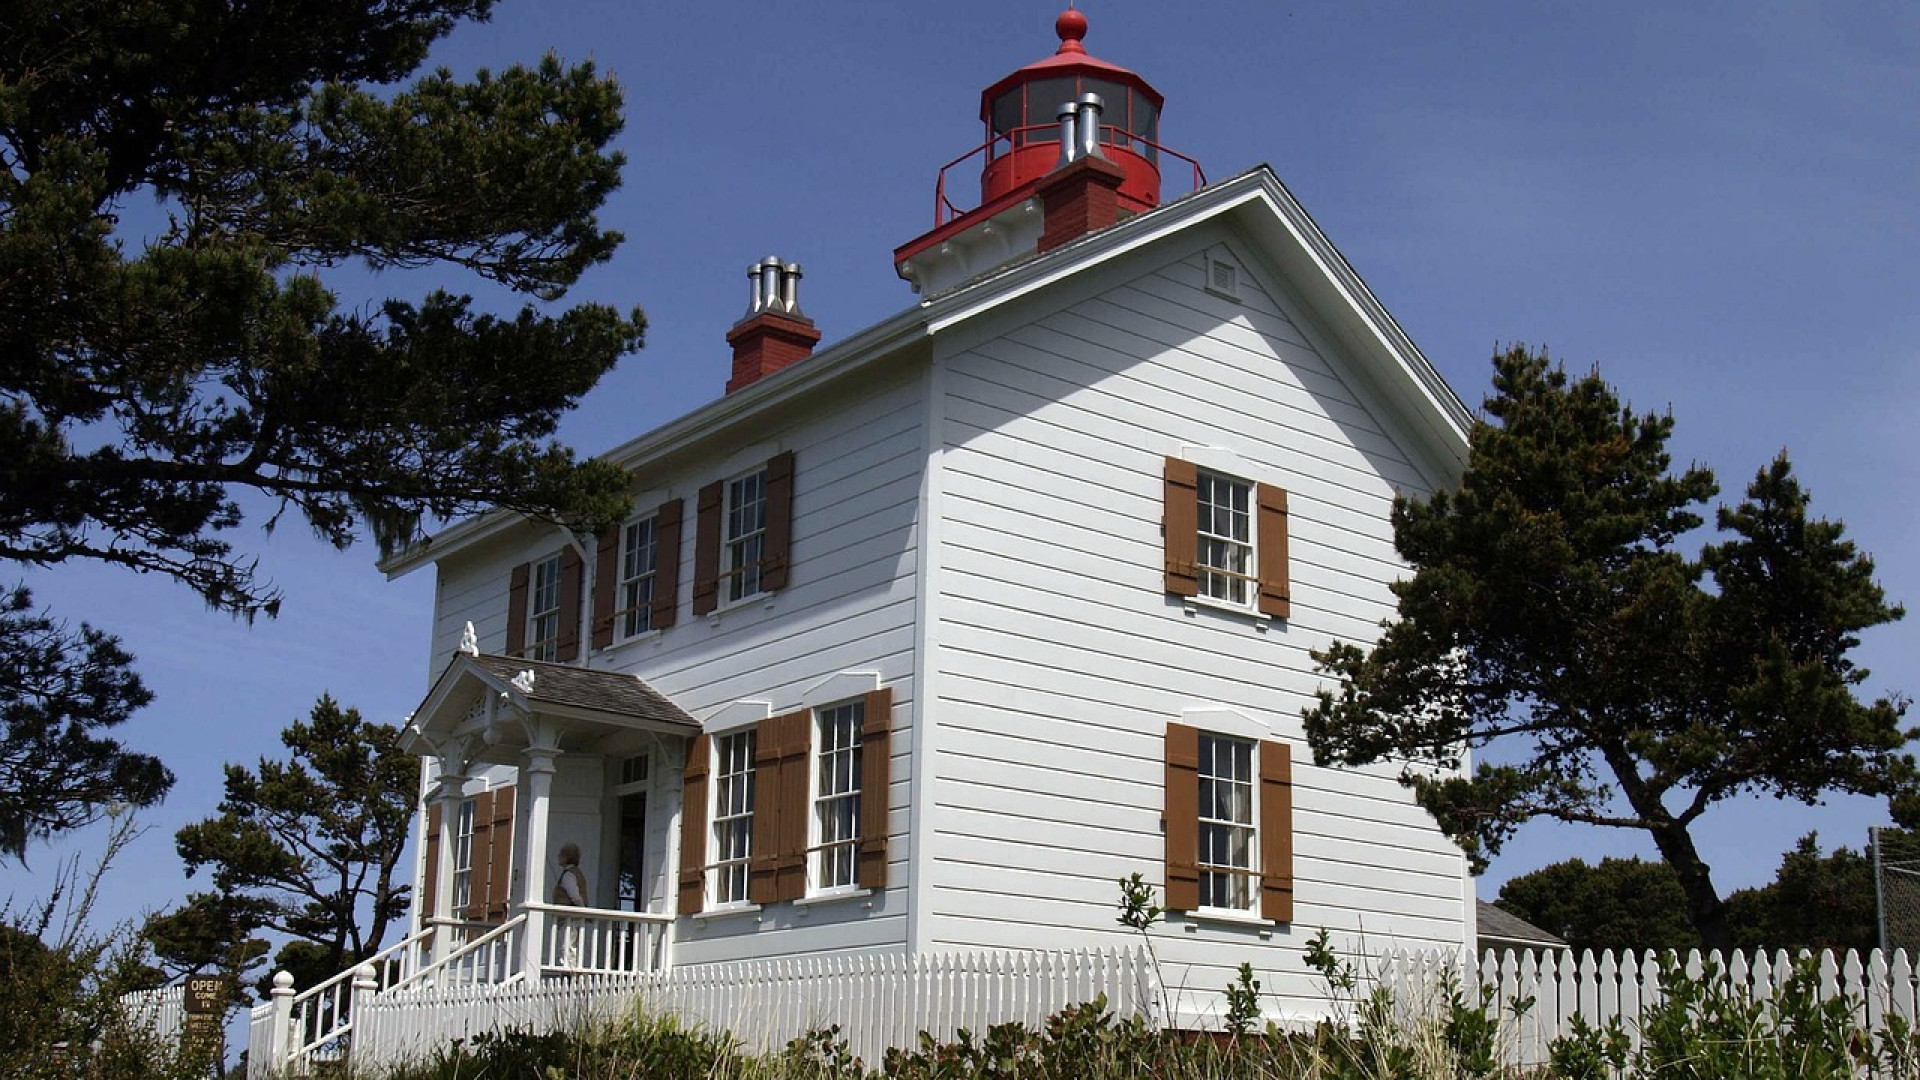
[1206,251,1242,301]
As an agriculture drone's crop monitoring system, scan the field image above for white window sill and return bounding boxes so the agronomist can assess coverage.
[608,628,663,651]
[690,903,761,924]
[706,591,779,625]
[1182,907,1275,936]
[793,888,871,912]
[1182,596,1271,629]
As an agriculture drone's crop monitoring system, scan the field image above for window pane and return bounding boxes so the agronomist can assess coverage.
[1196,733,1258,911]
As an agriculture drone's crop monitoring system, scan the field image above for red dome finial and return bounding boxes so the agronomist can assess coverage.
[1055,7,1088,54]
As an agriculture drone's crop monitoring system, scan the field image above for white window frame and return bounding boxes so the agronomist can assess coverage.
[526,552,564,661]
[708,730,756,909]
[450,798,477,914]
[1196,731,1258,914]
[807,699,864,896]
[617,513,661,640]
[722,467,769,604]
[1195,469,1257,612]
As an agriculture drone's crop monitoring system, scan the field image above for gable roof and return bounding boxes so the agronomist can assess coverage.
[382,166,1472,577]
[403,651,697,760]
[1477,899,1569,951]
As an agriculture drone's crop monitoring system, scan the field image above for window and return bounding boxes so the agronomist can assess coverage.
[1197,733,1255,910]
[509,549,582,661]
[450,798,477,914]
[526,553,563,660]
[1163,456,1291,619]
[619,515,660,638]
[810,701,864,892]
[592,499,681,649]
[676,685,893,916]
[709,730,756,907]
[724,469,768,602]
[1196,471,1255,609]
[1164,721,1294,923]
[693,452,794,616]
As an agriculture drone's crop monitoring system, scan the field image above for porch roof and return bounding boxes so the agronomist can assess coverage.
[402,652,699,762]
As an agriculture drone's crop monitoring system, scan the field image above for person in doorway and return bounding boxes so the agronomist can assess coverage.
[553,843,588,967]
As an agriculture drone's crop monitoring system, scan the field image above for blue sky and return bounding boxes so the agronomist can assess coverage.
[6,2,1918,943]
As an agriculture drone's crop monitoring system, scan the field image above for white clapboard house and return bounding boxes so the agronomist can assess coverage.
[360,7,1475,1043]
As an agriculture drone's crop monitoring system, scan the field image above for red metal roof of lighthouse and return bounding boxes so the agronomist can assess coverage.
[978,8,1164,120]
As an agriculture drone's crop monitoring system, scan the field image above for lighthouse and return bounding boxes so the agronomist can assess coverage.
[894,9,1202,296]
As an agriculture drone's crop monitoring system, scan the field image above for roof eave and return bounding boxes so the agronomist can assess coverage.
[385,165,1471,576]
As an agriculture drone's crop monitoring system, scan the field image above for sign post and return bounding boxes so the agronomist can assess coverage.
[181,976,229,1069]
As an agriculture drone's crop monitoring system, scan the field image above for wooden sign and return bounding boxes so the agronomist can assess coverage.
[184,976,227,1014]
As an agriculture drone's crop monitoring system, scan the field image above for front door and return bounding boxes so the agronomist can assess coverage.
[617,792,647,912]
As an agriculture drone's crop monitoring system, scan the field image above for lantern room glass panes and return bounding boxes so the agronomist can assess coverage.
[987,77,1158,162]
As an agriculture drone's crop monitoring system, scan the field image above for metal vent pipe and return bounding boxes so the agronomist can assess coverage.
[742,256,806,321]
[1075,92,1107,162]
[779,262,804,317]
[1056,102,1080,169]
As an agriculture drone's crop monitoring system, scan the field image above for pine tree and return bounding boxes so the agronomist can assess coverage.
[146,696,415,995]
[0,0,643,854]
[1306,346,1911,949]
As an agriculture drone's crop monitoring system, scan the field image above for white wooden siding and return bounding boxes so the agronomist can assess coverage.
[421,362,929,964]
[920,232,1469,1016]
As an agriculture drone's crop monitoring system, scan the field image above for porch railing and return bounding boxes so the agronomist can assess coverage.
[251,905,676,1076]
[384,913,527,995]
[247,925,440,1078]
[533,903,674,975]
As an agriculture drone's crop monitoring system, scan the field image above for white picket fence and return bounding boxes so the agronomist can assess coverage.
[1382,947,1920,1068]
[352,946,1160,1072]
[118,984,188,1042]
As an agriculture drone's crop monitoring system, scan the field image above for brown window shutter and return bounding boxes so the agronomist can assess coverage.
[1164,458,1200,597]
[459,789,493,922]
[1164,721,1200,911]
[592,526,619,650]
[678,735,710,915]
[857,687,894,890]
[1259,740,1295,923]
[506,562,530,656]
[775,711,812,902]
[484,786,516,920]
[422,803,443,921]
[761,450,796,592]
[1256,484,1291,620]
[556,546,584,661]
[692,481,723,616]
[653,498,684,629]
[749,716,785,905]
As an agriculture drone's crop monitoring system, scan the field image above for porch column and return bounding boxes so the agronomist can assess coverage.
[519,732,560,977]
[429,762,467,966]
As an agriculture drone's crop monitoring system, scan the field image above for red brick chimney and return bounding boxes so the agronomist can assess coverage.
[726,256,822,394]
[1037,155,1128,253]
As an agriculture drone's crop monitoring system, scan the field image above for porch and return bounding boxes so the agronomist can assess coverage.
[404,651,697,967]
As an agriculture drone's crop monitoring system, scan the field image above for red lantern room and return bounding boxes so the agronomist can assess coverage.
[895,8,1202,296]
[977,8,1164,212]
